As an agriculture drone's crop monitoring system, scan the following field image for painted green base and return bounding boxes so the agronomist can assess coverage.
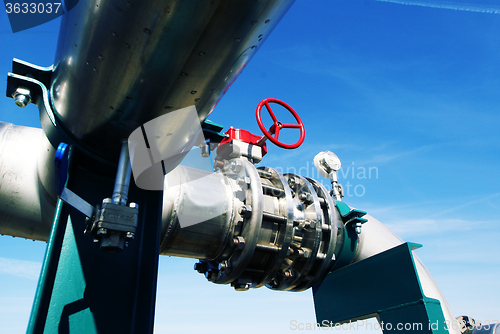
[313,243,449,333]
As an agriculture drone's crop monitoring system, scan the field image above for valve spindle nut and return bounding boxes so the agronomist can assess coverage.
[125,232,135,239]
[129,202,139,209]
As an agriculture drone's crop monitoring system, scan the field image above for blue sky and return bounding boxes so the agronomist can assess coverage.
[1,1,499,333]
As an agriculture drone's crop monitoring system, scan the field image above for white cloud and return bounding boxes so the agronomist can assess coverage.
[373,0,500,14]
[0,257,41,280]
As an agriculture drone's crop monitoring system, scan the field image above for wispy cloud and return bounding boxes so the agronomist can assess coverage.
[384,217,473,236]
[424,192,500,219]
[0,257,41,280]
[374,0,500,14]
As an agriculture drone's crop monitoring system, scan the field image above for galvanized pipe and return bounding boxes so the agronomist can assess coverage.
[49,0,295,160]
[0,122,56,241]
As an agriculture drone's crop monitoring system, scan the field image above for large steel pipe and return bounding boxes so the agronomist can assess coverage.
[0,124,461,332]
[0,122,56,240]
[49,0,295,160]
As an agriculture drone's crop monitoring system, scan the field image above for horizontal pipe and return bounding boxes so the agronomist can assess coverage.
[0,122,56,240]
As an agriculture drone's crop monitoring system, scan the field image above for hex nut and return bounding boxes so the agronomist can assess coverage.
[231,236,246,250]
[239,205,252,218]
[229,160,242,173]
[12,88,31,107]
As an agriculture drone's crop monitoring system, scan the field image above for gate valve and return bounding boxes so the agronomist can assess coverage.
[256,98,305,149]
[216,98,304,163]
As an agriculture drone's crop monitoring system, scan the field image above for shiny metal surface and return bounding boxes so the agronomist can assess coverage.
[160,156,344,292]
[0,122,56,240]
[50,0,295,160]
[160,164,237,259]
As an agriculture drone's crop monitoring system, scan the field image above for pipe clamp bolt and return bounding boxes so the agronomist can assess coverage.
[12,87,31,107]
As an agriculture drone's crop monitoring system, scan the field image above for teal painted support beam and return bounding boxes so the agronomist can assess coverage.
[26,147,163,334]
[26,199,71,333]
[330,201,367,271]
[313,243,449,333]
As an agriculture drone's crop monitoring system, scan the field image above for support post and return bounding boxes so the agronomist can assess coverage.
[27,146,163,334]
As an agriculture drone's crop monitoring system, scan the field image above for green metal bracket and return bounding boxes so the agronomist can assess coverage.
[26,146,163,334]
[202,119,225,144]
[335,201,368,227]
[330,202,368,270]
[313,242,449,333]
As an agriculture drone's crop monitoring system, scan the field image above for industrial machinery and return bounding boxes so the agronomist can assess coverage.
[0,0,497,333]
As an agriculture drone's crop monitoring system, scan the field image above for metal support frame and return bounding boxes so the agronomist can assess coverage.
[26,146,163,334]
[313,243,449,333]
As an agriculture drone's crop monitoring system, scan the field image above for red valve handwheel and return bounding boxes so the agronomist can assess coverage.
[256,98,305,149]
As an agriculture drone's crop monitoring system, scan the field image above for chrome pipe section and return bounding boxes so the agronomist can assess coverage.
[49,0,295,160]
[0,122,56,241]
[160,156,344,292]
